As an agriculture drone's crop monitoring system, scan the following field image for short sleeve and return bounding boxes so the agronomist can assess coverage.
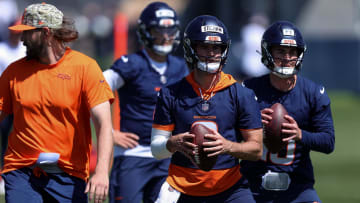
[237,86,262,130]
[153,88,173,126]
[110,55,139,82]
[0,67,13,114]
[314,85,331,112]
[83,59,114,109]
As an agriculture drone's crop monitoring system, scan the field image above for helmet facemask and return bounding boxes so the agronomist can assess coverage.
[151,26,180,55]
[262,44,305,78]
[192,42,229,73]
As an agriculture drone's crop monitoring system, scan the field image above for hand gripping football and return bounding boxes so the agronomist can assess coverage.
[189,124,218,171]
[264,103,289,153]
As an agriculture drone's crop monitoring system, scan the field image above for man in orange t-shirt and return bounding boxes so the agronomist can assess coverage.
[0,3,114,203]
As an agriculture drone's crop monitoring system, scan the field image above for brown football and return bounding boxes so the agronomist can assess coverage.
[264,103,289,153]
[189,124,218,171]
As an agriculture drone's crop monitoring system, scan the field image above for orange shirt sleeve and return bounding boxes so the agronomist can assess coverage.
[0,65,13,114]
[82,59,114,109]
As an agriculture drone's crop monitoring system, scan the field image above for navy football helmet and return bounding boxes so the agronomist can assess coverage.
[183,15,230,73]
[261,21,306,77]
[137,2,180,55]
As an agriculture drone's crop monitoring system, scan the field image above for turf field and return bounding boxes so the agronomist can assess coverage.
[311,91,360,203]
[0,91,359,202]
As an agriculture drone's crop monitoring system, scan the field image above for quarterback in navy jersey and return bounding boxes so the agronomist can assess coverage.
[103,2,188,203]
[241,21,335,203]
[151,15,263,203]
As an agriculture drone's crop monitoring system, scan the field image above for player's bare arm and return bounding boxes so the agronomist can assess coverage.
[203,128,263,161]
[113,130,139,149]
[85,101,113,203]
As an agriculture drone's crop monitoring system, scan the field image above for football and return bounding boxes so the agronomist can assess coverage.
[189,124,218,171]
[264,103,289,153]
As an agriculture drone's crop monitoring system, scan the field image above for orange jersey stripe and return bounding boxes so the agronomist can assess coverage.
[152,123,175,131]
[166,164,241,196]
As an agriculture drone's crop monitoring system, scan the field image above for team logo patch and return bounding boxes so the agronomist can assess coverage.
[282,28,294,36]
[57,73,71,80]
[160,75,167,84]
[281,39,297,45]
[205,36,221,42]
[155,9,174,18]
[201,101,209,112]
[201,25,223,34]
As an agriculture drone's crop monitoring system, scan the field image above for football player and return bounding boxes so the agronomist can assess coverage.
[241,21,335,202]
[103,2,189,203]
[151,15,263,203]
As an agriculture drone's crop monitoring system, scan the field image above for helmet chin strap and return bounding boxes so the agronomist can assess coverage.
[272,66,298,78]
[197,61,221,73]
[153,44,173,56]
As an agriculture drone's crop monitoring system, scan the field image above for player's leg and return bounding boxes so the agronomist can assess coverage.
[278,183,321,203]
[249,179,321,203]
[43,173,87,202]
[143,158,170,203]
[109,156,152,203]
[2,168,43,203]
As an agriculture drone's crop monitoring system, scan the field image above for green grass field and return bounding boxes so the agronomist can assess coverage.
[311,91,360,203]
[0,91,359,202]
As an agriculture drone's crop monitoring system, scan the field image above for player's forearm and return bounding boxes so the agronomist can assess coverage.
[95,125,113,173]
[227,128,263,160]
[91,101,114,174]
[301,105,335,154]
[227,140,262,161]
[301,129,334,154]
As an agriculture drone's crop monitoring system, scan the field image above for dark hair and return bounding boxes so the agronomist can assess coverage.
[52,17,79,42]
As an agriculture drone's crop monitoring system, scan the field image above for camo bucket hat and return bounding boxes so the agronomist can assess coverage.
[9,3,63,31]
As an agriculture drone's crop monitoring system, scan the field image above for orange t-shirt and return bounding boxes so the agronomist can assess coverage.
[0,48,114,181]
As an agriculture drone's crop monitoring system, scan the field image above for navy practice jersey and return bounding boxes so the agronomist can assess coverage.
[241,74,335,186]
[153,72,262,196]
[110,50,188,145]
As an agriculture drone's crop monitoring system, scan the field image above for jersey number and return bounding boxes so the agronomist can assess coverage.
[261,140,296,165]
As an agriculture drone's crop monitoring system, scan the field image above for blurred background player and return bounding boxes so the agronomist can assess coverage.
[0,3,114,202]
[241,21,335,202]
[103,2,188,203]
[0,17,26,195]
[0,0,19,42]
[151,15,263,203]
[233,13,270,81]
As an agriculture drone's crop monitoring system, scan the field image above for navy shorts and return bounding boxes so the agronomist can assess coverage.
[109,156,170,203]
[177,178,255,203]
[249,180,321,203]
[2,167,87,203]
